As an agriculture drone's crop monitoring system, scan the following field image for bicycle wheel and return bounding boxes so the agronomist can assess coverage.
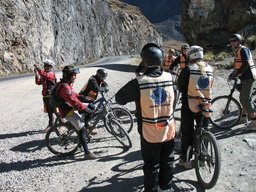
[210,96,242,129]
[107,118,132,148]
[104,107,134,133]
[195,131,221,189]
[45,123,80,156]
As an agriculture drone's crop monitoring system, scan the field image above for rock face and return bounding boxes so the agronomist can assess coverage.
[0,0,162,76]
[181,0,256,51]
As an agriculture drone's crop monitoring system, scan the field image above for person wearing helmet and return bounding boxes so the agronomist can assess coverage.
[116,43,176,192]
[55,65,98,159]
[177,45,213,169]
[163,48,177,72]
[34,60,57,130]
[169,44,189,71]
[79,69,109,102]
[228,33,256,130]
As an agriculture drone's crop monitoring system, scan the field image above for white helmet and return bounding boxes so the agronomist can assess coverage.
[43,60,55,67]
[187,45,204,61]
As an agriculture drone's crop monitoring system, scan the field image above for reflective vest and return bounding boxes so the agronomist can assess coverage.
[80,77,97,101]
[179,55,186,69]
[187,61,213,114]
[163,55,176,70]
[137,72,176,143]
[234,46,256,79]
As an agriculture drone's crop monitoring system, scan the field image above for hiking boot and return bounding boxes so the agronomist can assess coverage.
[84,152,99,159]
[177,159,192,169]
[157,186,172,192]
[245,120,256,131]
[239,116,248,124]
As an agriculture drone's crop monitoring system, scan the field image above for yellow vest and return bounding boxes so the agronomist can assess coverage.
[234,46,256,79]
[137,72,176,143]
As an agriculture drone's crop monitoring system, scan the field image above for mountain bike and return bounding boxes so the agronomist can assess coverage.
[209,78,256,129]
[45,92,133,156]
[186,104,221,189]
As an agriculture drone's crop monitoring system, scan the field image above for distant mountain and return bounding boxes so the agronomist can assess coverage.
[119,0,181,23]
[119,0,184,42]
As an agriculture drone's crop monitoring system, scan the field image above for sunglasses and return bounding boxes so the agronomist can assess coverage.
[230,39,238,43]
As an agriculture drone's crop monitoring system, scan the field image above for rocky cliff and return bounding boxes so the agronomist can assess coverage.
[0,0,162,76]
[181,0,256,51]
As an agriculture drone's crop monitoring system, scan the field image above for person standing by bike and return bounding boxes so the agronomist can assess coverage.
[163,48,176,72]
[115,43,176,192]
[55,65,98,159]
[34,60,57,131]
[79,69,109,103]
[177,46,214,169]
[228,33,256,130]
[169,45,189,71]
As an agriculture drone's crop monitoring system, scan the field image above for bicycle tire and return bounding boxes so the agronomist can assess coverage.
[45,123,80,156]
[209,96,242,129]
[104,107,134,134]
[107,118,132,148]
[195,131,221,189]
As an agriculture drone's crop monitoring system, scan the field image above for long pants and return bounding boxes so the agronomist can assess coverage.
[240,78,255,114]
[180,104,208,161]
[43,97,55,126]
[141,137,174,192]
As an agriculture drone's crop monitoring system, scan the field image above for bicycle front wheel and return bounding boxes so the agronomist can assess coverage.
[195,131,221,189]
[45,123,80,156]
[104,107,134,133]
[210,96,242,129]
[107,118,132,148]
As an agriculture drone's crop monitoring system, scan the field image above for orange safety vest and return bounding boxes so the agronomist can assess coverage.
[163,55,176,70]
[187,61,214,114]
[80,79,97,101]
[234,46,256,79]
[137,72,176,143]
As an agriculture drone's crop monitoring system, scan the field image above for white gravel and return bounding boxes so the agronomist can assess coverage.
[0,57,256,192]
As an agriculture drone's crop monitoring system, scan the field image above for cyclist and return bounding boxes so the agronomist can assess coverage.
[228,33,256,130]
[177,45,214,169]
[169,44,189,71]
[55,65,98,159]
[79,69,109,102]
[163,48,176,72]
[115,43,176,192]
[34,60,57,130]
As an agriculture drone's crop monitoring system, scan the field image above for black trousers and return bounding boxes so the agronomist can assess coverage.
[180,104,209,160]
[141,137,174,192]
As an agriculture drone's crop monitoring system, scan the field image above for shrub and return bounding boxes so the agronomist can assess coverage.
[245,35,256,50]
[204,51,215,61]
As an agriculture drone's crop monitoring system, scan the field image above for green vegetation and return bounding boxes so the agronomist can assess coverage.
[204,51,228,61]
[245,35,256,50]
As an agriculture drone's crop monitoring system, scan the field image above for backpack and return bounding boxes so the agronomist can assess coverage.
[49,82,67,108]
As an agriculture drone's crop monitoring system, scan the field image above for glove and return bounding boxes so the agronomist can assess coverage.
[228,71,237,80]
[84,106,94,114]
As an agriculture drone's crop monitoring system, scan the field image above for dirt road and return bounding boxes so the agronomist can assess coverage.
[0,57,256,192]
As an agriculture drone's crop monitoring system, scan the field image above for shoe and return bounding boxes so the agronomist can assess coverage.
[245,120,256,131]
[157,186,172,192]
[177,159,192,169]
[239,116,248,124]
[84,152,99,159]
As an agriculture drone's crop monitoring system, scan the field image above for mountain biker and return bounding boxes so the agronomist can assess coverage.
[115,43,176,192]
[34,60,57,130]
[79,69,109,102]
[55,65,98,159]
[169,44,189,71]
[177,45,214,169]
[163,48,176,72]
[228,33,256,130]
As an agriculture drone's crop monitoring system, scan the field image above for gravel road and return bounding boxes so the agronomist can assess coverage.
[0,57,256,192]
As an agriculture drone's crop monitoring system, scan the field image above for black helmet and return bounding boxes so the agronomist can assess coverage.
[141,43,164,67]
[229,33,242,41]
[97,69,108,79]
[181,45,189,50]
[62,65,80,77]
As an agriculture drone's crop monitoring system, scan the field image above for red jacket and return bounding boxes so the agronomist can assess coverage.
[57,82,86,118]
[35,69,56,96]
